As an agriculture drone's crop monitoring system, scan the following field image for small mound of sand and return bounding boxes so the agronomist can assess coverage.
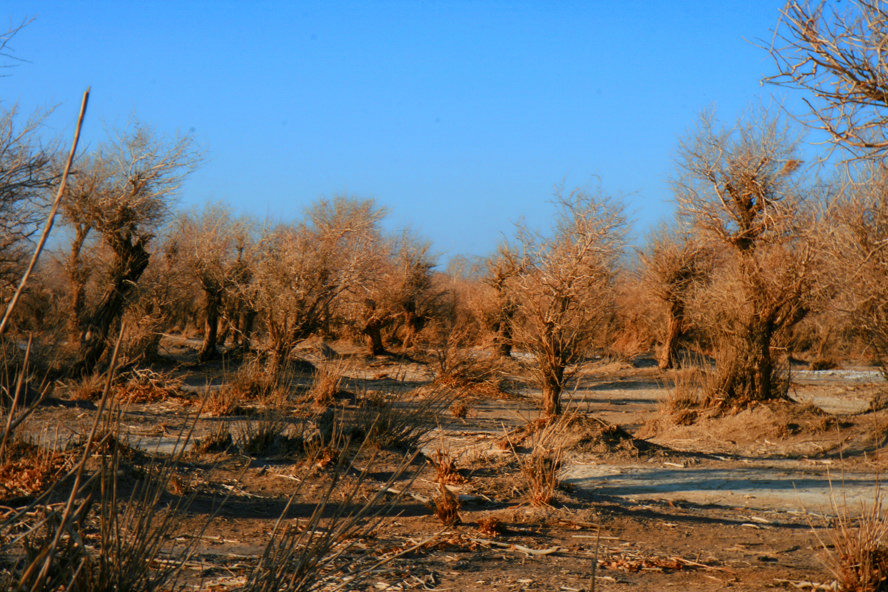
[567,417,670,458]
[641,400,855,450]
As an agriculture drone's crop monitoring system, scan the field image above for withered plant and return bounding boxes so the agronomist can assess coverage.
[507,188,625,417]
[769,0,888,158]
[63,124,198,374]
[675,110,817,407]
[640,230,713,370]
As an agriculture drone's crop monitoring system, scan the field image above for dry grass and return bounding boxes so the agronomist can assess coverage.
[347,386,451,451]
[430,446,467,485]
[114,368,185,404]
[235,414,305,458]
[519,415,570,507]
[204,388,249,417]
[818,488,888,592]
[306,360,349,411]
[432,482,461,526]
[195,424,233,453]
[476,515,503,538]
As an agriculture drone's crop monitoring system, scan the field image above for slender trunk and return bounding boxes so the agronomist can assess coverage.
[541,373,562,418]
[198,287,222,362]
[496,315,513,358]
[659,309,682,370]
[66,224,90,341]
[237,309,257,349]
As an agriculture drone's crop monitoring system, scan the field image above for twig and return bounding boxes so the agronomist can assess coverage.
[469,537,562,556]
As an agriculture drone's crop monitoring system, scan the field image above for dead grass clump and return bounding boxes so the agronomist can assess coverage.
[68,372,106,401]
[347,387,450,451]
[519,416,570,507]
[204,388,251,417]
[306,361,350,411]
[114,367,185,404]
[430,447,467,485]
[818,490,888,592]
[235,415,305,457]
[451,399,469,419]
[476,515,503,538]
[0,444,75,500]
[432,482,462,526]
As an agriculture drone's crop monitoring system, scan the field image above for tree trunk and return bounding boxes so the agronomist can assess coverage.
[363,321,388,356]
[198,287,222,362]
[658,311,682,370]
[496,316,513,358]
[540,358,565,418]
[75,238,150,375]
[66,224,90,342]
[752,323,774,402]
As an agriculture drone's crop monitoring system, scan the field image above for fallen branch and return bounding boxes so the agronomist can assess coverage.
[469,537,562,556]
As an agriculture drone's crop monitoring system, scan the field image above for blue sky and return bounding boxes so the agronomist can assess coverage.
[3,1,805,261]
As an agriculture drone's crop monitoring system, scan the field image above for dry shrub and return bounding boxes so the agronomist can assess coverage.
[0,442,75,501]
[67,372,106,401]
[204,388,249,417]
[347,387,451,451]
[432,481,461,526]
[114,368,184,404]
[306,360,349,410]
[819,489,888,592]
[520,415,570,507]
[451,399,469,419]
[430,447,467,485]
[476,515,503,538]
[235,414,305,458]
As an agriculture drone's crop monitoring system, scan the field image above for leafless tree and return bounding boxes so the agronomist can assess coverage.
[639,230,713,370]
[824,163,888,375]
[172,204,253,361]
[63,124,197,373]
[339,231,437,356]
[769,0,888,157]
[484,243,526,358]
[248,197,384,380]
[508,189,626,418]
[675,111,817,406]
[0,106,56,296]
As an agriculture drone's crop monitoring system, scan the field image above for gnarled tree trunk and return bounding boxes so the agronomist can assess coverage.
[74,237,150,375]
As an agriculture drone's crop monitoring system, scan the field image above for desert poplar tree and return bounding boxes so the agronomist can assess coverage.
[639,230,713,370]
[508,189,625,418]
[64,124,197,373]
[173,204,253,361]
[675,111,816,406]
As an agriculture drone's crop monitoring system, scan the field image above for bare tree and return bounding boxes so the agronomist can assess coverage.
[675,111,816,406]
[769,0,888,156]
[484,243,526,358]
[825,163,888,374]
[248,197,384,380]
[508,189,625,418]
[0,106,55,296]
[639,230,713,370]
[64,124,197,373]
[172,204,253,361]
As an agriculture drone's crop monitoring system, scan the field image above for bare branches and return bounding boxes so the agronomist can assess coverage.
[769,0,888,156]
[506,188,626,417]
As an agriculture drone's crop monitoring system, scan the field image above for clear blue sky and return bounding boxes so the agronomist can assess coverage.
[4,1,805,261]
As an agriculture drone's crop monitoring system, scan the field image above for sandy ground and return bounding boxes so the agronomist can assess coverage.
[12,339,888,591]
